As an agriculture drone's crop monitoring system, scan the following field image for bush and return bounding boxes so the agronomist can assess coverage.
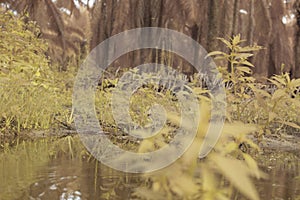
[0,11,60,133]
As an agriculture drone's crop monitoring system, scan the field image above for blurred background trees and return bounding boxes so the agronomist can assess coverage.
[1,0,300,78]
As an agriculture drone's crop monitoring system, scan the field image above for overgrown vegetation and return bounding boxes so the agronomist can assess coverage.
[209,35,300,137]
[0,11,57,133]
[0,11,75,135]
[129,35,300,200]
[1,11,300,200]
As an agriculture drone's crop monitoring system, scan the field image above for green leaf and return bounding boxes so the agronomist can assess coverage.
[285,72,291,84]
[232,34,241,46]
[206,51,226,58]
[212,154,260,200]
[214,56,227,60]
[271,89,286,100]
[243,153,261,179]
[217,37,232,49]
[236,66,252,74]
[240,60,255,67]
[268,79,282,88]
[271,76,287,86]
[235,53,253,59]
[290,78,300,88]
[237,45,263,52]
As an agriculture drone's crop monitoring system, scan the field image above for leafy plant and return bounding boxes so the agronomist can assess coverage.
[208,35,300,137]
[134,100,264,200]
[207,34,262,122]
[0,11,73,134]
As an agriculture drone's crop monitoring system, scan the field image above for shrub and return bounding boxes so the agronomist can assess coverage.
[0,11,60,133]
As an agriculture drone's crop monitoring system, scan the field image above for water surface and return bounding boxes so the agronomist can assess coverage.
[0,138,299,200]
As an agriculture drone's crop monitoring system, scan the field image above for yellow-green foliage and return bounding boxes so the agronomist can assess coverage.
[208,35,300,136]
[207,34,263,122]
[134,99,264,200]
[0,12,65,133]
[1,16,299,200]
[94,78,181,151]
[133,35,299,200]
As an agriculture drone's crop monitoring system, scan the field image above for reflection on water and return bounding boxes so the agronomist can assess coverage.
[0,138,299,200]
[0,138,141,200]
[27,159,139,200]
[256,151,300,200]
